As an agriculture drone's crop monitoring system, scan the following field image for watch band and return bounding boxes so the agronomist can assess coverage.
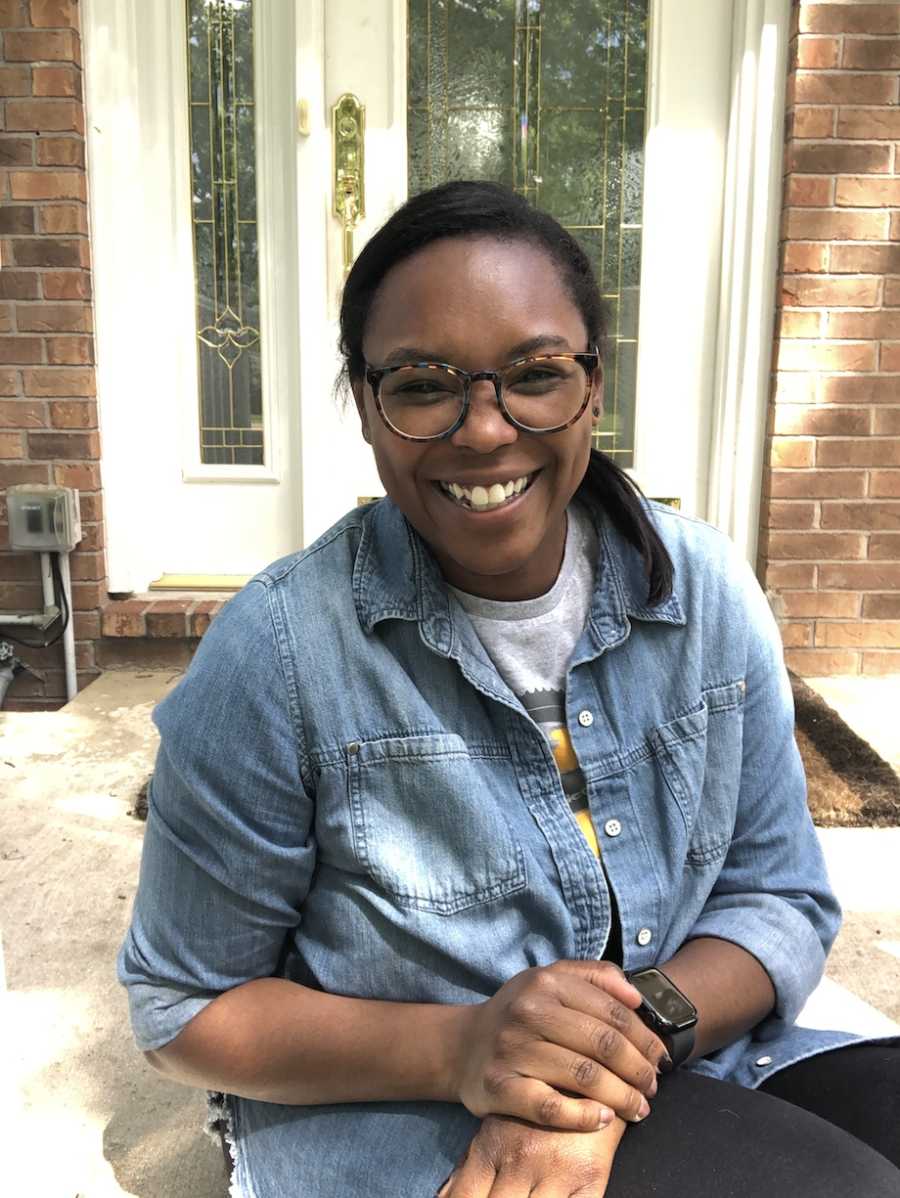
[663,1024,695,1068]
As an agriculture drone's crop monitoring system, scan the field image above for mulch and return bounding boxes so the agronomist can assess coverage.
[792,673,900,828]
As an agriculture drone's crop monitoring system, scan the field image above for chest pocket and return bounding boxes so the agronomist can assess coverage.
[648,681,746,867]
[346,733,527,914]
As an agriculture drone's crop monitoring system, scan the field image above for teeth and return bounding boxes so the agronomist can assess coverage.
[440,474,533,510]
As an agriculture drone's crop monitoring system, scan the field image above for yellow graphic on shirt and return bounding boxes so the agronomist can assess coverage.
[575,808,601,858]
[549,726,579,774]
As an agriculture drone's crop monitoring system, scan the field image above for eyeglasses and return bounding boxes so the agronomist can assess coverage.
[364,350,600,441]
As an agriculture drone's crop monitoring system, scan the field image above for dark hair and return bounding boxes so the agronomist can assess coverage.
[339,181,673,606]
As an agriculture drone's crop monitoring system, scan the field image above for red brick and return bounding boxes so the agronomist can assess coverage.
[29,0,79,26]
[48,398,95,426]
[73,610,101,640]
[780,621,813,648]
[71,580,103,610]
[771,437,815,468]
[190,599,224,637]
[870,471,900,497]
[146,600,191,638]
[35,136,83,167]
[869,533,900,560]
[77,491,102,521]
[886,279,900,307]
[837,108,900,140]
[53,461,100,489]
[10,237,80,267]
[766,531,865,560]
[778,310,823,338]
[5,98,83,134]
[830,244,900,274]
[0,431,25,457]
[842,38,900,70]
[784,208,889,241]
[772,407,870,437]
[69,549,104,581]
[3,30,80,65]
[892,211,900,242]
[835,177,900,208]
[792,107,836,139]
[101,599,148,638]
[781,275,879,308]
[801,5,900,34]
[27,429,99,459]
[819,376,900,405]
[816,622,900,649]
[0,582,44,613]
[862,594,900,620]
[818,440,900,468]
[773,372,817,404]
[828,312,900,340]
[761,562,818,589]
[9,169,85,201]
[793,72,897,105]
[777,340,877,373]
[782,243,829,274]
[769,469,867,498]
[781,590,861,618]
[882,344,900,372]
[0,205,34,234]
[32,65,80,98]
[821,501,900,530]
[40,270,90,300]
[23,367,94,397]
[784,649,859,675]
[78,521,103,551]
[786,177,834,209]
[820,562,900,588]
[45,335,92,364]
[790,140,893,176]
[873,412,900,438]
[0,137,34,166]
[16,303,90,333]
[764,500,817,529]
[795,36,841,68]
[0,399,45,427]
[0,461,48,486]
[95,638,196,671]
[0,270,28,305]
[0,67,30,97]
[0,370,18,395]
[861,652,900,676]
[38,203,86,234]
[0,336,42,363]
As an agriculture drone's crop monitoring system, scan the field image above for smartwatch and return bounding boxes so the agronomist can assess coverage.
[627,967,698,1068]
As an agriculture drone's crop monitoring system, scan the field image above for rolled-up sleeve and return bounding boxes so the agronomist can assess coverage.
[117,579,317,1051]
[687,556,842,1027]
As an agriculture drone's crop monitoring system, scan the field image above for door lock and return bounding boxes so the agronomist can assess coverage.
[332,93,365,275]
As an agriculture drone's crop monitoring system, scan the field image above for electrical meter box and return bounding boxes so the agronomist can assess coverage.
[7,485,82,551]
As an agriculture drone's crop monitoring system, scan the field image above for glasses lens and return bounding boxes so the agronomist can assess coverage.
[501,356,589,430]
[379,365,465,438]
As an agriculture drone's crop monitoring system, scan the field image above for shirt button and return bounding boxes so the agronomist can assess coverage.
[636,927,653,947]
[577,710,594,727]
[346,742,360,755]
[604,819,622,838]
[755,1056,773,1067]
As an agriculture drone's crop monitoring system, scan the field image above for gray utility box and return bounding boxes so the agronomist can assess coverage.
[7,485,82,552]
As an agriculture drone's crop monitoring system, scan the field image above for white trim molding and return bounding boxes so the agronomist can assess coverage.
[706,0,791,565]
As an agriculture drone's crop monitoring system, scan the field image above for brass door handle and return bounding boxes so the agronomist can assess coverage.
[332,94,365,275]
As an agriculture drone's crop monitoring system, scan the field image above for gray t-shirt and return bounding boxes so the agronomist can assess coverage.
[450,503,602,858]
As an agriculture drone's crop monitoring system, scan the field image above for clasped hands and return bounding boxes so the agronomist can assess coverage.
[438,960,669,1197]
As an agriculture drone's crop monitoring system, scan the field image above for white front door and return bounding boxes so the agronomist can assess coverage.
[85,0,779,591]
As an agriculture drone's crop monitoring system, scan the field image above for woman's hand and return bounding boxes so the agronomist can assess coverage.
[436,1112,627,1198]
[451,960,668,1130]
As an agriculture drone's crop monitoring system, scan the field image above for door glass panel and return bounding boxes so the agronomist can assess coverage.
[187,0,264,466]
[407,0,648,466]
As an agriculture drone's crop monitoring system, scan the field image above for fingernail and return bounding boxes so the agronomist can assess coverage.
[598,1106,615,1125]
[634,1097,651,1121]
[648,1076,658,1097]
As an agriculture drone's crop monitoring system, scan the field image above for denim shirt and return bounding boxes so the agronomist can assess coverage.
[119,496,868,1197]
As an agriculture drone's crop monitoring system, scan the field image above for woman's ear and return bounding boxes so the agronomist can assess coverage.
[352,380,372,444]
[591,365,604,428]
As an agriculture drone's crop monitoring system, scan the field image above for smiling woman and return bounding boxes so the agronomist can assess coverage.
[118,182,899,1198]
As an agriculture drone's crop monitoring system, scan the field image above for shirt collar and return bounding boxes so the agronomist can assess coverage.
[352,494,685,649]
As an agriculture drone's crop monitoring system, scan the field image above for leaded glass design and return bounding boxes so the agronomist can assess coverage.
[187,0,263,466]
[408,0,647,465]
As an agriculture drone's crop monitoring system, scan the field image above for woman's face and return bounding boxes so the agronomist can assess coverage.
[354,236,602,601]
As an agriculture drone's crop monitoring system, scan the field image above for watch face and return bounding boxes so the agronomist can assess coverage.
[630,968,696,1027]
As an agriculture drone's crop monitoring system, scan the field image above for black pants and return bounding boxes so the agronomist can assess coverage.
[219,1044,900,1195]
[607,1044,899,1196]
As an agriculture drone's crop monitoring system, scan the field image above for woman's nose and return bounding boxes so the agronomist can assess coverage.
[448,379,519,453]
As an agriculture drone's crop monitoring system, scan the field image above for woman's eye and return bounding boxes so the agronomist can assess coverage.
[509,368,565,389]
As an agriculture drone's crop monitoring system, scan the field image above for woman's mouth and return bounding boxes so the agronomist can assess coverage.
[437,472,537,512]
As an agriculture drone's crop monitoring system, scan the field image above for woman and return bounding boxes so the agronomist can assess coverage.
[119,182,899,1196]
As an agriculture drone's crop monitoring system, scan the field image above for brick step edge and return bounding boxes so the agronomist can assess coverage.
[100,597,227,639]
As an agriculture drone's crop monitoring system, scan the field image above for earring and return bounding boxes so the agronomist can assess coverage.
[592,406,600,417]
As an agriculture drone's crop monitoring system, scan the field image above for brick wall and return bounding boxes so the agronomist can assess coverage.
[759,0,900,676]
[0,0,102,708]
